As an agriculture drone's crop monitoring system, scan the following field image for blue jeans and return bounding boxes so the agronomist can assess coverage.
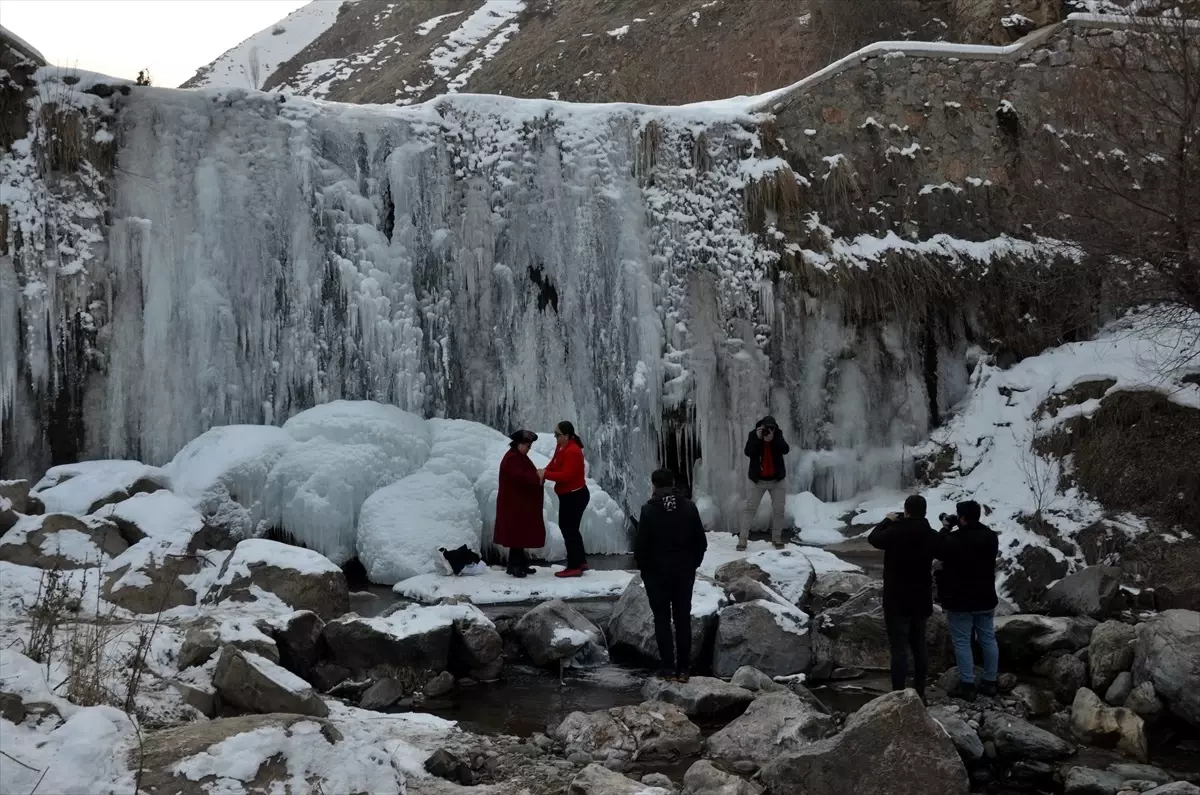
[947,610,999,683]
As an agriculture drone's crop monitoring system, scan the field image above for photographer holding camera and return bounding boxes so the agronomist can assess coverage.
[739,416,791,551]
[936,500,1000,701]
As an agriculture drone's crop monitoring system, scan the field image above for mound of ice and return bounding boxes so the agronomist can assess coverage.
[357,470,483,584]
[422,419,510,482]
[33,460,171,515]
[282,400,431,467]
[167,425,296,539]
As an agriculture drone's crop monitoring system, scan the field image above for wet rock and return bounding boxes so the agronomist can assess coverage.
[516,599,605,666]
[212,645,328,717]
[0,513,126,569]
[995,614,1097,671]
[424,671,455,698]
[568,763,670,795]
[928,705,985,763]
[262,610,323,681]
[1105,671,1134,706]
[1131,610,1200,727]
[807,571,873,612]
[1144,785,1200,795]
[1053,654,1088,704]
[1064,766,1127,795]
[706,691,837,769]
[205,539,349,619]
[550,701,703,764]
[811,583,951,673]
[1070,687,1147,761]
[360,678,409,710]
[1106,764,1170,786]
[1123,682,1164,723]
[1047,566,1124,619]
[760,690,968,795]
[1090,620,1137,693]
[682,759,763,795]
[979,712,1075,760]
[425,748,474,786]
[642,676,754,719]
[713,559,773,588]
[470,658,503,682]
[607,575,722,666]
[713,600,812,677]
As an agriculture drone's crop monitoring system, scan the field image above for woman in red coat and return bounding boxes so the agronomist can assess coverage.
[541,421,590,578]
[495,430,545,578]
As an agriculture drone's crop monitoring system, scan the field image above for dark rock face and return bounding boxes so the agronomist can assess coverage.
[212,646,328,717]
[1046,566,1124,619]
[321,616,453,675]
[265,610,324,681]
[713,600,812,677]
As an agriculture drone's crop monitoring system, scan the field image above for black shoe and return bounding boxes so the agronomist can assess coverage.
[523,566,537,575]
[506,567,527,578]
[948,681,977,701]
[977,680,999,697]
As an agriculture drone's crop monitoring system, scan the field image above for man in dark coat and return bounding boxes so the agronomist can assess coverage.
[494,430,545,578]
[634,469,708,681]
[739,415,790,551]
[936,500,1000,700]
[868,494,939,699]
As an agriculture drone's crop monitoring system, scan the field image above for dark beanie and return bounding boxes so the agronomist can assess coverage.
[759,416,778,428]
[509,429,538,445]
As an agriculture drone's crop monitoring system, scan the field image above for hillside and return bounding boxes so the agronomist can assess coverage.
[182,0,1075,104]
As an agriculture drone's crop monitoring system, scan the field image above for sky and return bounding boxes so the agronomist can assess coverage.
[0,0,311,87]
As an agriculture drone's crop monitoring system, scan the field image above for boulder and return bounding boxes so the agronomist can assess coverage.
[550,701,703,764]
[205,539,349,620]
[729,665,831,713]
[1106,764,1170,785]
[423,748,474,786]
[0,480,34,515]
[1131,610,1200,727]
[261,610,324,681]
[1002,545,1069,611]
[321,605,474,674]
[0,500,17,536]
[760,690,968,795]
[928,705,985,763]
[807,571,873,612]
[1063,766,1128,795]
[713,600,812,678]
[32,460,169,516]
[177,617,278,669]
[1070,687,1147,761]
[448,608,503,672]
[713,559,773,587]
[359,678,409,710]
[212,646,328,717]
[568,763,670,795]
[1144,784,1200,795]
[811,582,951,673]
[725,577,793,606]
[1105,672,1134,706]
[607,575,723,666]
[423,671,454,698]
[1090,621,1137,693]
[1123,682,1164,723]
[1047,566,1124,619]
[980,712,1075,760]
[1053,654,1089,704]
[682,760,763,795]
[515,599,605,666]
[706,691,836,769]
[995,614,1097,670]
[1011,683,1057,718]
[642,676,755,719]
[0,513,126,569]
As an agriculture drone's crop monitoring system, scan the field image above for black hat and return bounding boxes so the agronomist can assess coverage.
[759,415,778,429]
[509,430,538,444]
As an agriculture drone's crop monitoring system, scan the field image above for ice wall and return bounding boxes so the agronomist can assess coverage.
[2,80,976,524]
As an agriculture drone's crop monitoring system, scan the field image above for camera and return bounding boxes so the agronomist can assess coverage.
[939,512,959,528]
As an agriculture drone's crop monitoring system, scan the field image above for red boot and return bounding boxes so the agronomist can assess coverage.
[554,567,584,578]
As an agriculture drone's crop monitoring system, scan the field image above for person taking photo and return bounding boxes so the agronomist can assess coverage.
[739,415,790,551]
[936,499,1000,701]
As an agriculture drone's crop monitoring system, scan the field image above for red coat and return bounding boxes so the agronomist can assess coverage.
[544,440,586,495]
[494,448,546,549]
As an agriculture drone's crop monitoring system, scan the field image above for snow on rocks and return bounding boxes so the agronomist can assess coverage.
[395,565,634,605]
[0,513,126,569]
[357,469,481,584]
[167,424,295,540]
[321,602,499,676]
[178,616,280,669]
[514,599,606,667]
[607,575,726,666]
[32,460,170,515]
[713,599,813,677]
[0,479,40,516]
[212,645,328,717]
[205,538,349,620]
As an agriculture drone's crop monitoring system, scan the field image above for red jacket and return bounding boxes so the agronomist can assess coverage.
[544,440,586,495]
[494,448,546,549]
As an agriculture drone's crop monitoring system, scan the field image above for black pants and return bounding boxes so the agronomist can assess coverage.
[884,612,929,694]
[507,547,528,572]
[644,571,694,673]
[558,487,590,569]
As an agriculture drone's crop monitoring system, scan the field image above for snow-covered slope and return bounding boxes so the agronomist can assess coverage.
[182,0,356,89]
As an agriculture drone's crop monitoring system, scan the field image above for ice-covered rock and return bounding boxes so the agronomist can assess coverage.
[32,460,170,516]
[0,513,126,569]
[761,690,969,795]
[205,538,349,619]
[515,599,606,666]
[607,574,725,666]
[212,645,328,717]
[713,600,812,678]
[641,676,755,719]
[706,690,836,768]
[282,400,433,463]
[1070,687,1147,762]
[357,470,481,584]
[550,701,703,764]
[1131,609,1200,727]
[167,424,296,539]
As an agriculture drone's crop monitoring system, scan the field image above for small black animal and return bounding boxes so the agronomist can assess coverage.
[440,545,482,575]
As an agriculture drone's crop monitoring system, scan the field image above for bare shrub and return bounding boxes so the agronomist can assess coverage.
[21,566,82,665]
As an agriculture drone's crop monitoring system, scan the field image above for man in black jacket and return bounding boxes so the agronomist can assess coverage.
[936,500,1000,700]
[868,494,939,700]
[634,469,708,682]
[739,415,790,551]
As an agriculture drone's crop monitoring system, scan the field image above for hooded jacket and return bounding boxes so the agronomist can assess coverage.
[868,515,939,617]
[744,415,790,482]
[634,488,708,575]
[935,521,1000,612]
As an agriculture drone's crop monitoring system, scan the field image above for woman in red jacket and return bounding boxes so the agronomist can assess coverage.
[541,421,590,578]
[495,430,545,578]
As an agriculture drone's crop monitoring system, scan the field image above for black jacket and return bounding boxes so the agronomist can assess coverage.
[634,488,707,576]
[868,515,939,617]
[935,521,999,613]
[745,426,790,482]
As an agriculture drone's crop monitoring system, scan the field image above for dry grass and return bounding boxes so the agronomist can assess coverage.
[21,567,83,664]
